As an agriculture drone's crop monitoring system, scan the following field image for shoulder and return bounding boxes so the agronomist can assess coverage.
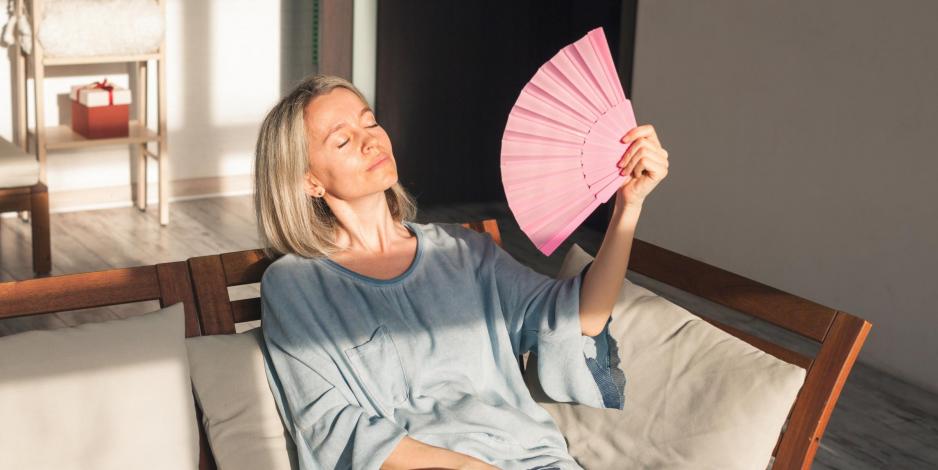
[259,254,336,327]
[260,253,321,292]
[413,221,496,249]
[263,252,309,277]
[409,221,498,271]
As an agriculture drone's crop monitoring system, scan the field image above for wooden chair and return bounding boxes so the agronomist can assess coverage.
[187,218,870,470]
[0,138,50,275]
[0,261,215,469]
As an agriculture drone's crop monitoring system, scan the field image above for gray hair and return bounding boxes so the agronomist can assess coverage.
[254,74,417,258]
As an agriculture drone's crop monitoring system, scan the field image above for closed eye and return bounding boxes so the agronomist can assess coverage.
[338,123,380,148]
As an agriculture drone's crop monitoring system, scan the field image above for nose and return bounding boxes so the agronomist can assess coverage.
[362,131,379,154]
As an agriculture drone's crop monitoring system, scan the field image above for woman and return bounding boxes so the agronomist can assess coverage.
[255,75,669,470]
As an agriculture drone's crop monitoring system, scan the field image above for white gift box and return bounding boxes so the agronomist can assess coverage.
[69,81,132,108]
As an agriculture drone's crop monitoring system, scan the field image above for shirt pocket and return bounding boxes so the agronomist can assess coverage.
[345,324,410,411]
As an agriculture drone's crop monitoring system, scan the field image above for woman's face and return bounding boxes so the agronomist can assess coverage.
[303,87,397,200]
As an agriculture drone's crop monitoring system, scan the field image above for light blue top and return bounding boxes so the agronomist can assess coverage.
[261,221,625,470]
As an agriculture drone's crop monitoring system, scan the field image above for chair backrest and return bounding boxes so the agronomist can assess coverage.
[188,219,502,335]
[0,261,198,335]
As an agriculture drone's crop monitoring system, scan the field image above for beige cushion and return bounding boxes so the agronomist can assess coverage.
[0,138,39,188]
[525,244,806,470]
[0,303,199,470]
[186,327,297,470]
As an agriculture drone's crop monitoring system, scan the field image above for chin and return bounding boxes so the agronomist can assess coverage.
[383,175,400,191]
[382,168,399,184]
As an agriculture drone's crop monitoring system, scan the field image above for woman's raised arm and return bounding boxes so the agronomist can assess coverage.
[579,124,669,336]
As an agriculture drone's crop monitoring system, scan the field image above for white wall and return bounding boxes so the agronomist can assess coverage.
[630,0,938,392]
[0,0,283,205]
[352,0,377,108]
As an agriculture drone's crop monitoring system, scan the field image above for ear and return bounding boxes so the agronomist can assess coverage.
[303,172,323,198]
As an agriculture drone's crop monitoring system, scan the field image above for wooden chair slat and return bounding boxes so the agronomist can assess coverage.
[701,317,814,370]
[29,186,51,274]
[189,255,237,335]
[157,262,201,338]
[461,220,502,247]
[628,238,836,342]
[0,189,30,212]
[0,182,52,274]
[220,249,272,286]
[0,186,32,198]
[773,312,871,469]
[0,266,160,318]
[231,298,262,324]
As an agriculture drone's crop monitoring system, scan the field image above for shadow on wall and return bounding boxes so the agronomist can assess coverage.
[280,0,317,95]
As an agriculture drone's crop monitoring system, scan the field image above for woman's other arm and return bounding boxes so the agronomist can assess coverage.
[381,437,498,470]
[579,124,669,336]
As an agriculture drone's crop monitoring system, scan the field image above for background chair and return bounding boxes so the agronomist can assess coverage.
[0,138,50,275]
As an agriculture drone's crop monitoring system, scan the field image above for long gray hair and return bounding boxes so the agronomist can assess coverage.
[254,74,417,258]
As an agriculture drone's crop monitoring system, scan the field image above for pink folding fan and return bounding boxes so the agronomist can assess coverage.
[500,27,637,256]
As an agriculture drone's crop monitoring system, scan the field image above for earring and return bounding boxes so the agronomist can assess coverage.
[315,188,325,197]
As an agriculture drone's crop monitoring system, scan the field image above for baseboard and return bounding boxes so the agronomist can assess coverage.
[44,174,253,214]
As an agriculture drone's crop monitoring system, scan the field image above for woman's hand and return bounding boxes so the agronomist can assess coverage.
[615,124,669,209]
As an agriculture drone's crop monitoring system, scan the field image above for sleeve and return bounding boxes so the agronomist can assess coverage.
[260,278,408,470]
[485,236,625,410]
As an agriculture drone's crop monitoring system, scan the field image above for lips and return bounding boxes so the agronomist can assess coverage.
[367,154,389,171]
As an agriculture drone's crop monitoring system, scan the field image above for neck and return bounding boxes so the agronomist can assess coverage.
[326,191,409,255]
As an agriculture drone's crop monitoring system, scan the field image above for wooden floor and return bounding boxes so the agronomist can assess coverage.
[1,195,936,469]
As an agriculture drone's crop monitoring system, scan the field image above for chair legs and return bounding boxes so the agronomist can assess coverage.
[29,184,51,275]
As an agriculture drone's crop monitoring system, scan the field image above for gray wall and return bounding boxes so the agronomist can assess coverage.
[630,0,938,393]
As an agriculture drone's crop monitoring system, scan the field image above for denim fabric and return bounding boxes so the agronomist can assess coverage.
[585,318,626,410]
[261,222,626,470]
[572,260,625,410]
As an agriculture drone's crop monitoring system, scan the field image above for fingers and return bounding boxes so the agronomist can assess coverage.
[618,138,668,176]
[618,138,647,168]
[621,124,661,148]
[630,154,669,182]
[618,134,669,167]
[623,147,668,179]
[617,124,669,183]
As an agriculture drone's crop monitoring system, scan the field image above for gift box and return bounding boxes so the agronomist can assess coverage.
[70,79,132,139]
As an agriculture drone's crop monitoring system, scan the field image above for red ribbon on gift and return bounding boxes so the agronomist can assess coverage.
[89,79,115,105]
